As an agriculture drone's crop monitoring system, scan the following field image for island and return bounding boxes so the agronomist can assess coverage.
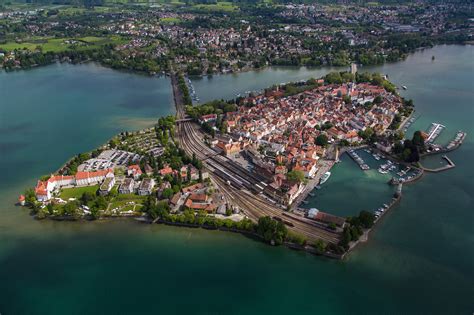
[19,68,466,259]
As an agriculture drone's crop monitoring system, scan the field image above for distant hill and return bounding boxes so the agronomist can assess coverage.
[1,0,470,6]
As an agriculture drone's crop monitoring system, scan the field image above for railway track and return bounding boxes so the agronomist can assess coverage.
[174,86,341,244]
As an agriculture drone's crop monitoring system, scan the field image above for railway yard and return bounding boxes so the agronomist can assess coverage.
[173,75,341,244]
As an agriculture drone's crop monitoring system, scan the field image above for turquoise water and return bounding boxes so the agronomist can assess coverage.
[0,46,473,314]
[0,63,174,192]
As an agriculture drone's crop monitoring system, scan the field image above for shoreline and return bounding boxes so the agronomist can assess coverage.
[2,43,469,78]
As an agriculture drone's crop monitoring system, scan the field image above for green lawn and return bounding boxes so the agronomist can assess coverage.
[109,193,147,210]
[0,36,126,53]
[60,185,99,200]
[160,17,181,24]
[192,2,238,12]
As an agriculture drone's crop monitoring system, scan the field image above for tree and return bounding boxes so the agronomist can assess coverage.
[46,203,54,215]
[358,127,374,141]
[256,216,288,245]
[315,134,329,147]
[392,141,404,154]
[314,239,327,253]
[198,169,203,182]
[358,211,375,229]
[287,170,305,183]
[24,188,36,205]
[412,130,425,148]
[186,165,192,183]
[162,188,174,199]
[373,95,383,104]
[287,231,306,246]
[343,95,351,104]
[81,191,96,206]
[325,72,343,84]
[88,205,99,219]
[63,201,79,217]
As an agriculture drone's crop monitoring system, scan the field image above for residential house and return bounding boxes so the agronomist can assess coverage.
[127,165,142,180]
[119,178,135,194]
[99,177,116,196]
[138,178,155,196]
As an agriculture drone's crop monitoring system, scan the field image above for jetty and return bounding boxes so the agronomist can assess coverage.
[421,155,456,173]
[343,184,403,257]
[389,169,424,185]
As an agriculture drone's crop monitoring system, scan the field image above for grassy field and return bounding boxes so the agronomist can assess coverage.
[0,36,126,53]
[160,17,181,24]
[192,2,238,12]
[60,185,99,200]
[109,193,147,210]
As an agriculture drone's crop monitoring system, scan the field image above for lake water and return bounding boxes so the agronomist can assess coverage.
[0,45,472,314]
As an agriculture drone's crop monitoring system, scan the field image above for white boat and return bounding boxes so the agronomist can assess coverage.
[402,85,407,90]
[319,172,331,185]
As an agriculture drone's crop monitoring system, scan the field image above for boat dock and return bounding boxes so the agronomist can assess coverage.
[389,167,424,185]
[445,131,467,151]
[347,150,370,170]
[401,113,419,134]
[426,123,445,144]
[186,77,200,104]
[422,130,466,157]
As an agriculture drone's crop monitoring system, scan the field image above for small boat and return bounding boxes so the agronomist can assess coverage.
[319,172,331,185]
[402,85,407,90]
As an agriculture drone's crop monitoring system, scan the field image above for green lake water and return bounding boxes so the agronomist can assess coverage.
[0,45,472,314]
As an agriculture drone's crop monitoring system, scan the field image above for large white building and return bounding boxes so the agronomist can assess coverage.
[35,169,115,201]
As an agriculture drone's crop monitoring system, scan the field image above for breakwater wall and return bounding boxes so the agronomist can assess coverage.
[343,185,403,258]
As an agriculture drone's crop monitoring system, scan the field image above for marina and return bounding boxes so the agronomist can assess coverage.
[347,148,425,184]
[347,149,370,170]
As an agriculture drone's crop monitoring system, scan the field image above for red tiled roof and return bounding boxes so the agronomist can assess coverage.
[75,169,113,180]
[128,164,142,174]
[34,181,48,196]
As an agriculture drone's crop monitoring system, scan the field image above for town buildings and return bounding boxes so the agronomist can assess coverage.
[214,82,404,205]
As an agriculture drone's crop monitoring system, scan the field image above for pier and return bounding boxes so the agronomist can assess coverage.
[421,130,466,157]
[426,122,445,144]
